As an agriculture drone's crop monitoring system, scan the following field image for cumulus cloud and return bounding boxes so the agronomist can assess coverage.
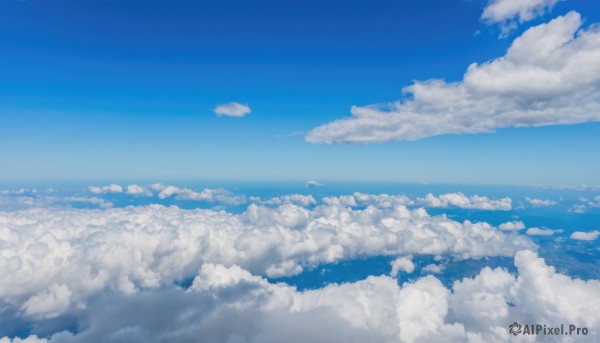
[306,12,600,143]
[88,184,123,194]
[125,184,152,196]
[418,192,512,210]
[526,227,562,235]
[482,0,562,35]
[498,220,525,231]
[213,102,251,117]
[569,196,600,213]
[0,202,535,320]
[3,250,598,343]
[570,230,600,241]
[525,197,559,207]
[390,256,415,277]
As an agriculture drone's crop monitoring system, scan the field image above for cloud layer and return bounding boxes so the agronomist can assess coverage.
[306,12,600,143]
[2,250,599,343]
[0,202,534,321]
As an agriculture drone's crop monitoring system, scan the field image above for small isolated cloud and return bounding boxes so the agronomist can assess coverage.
[422,263,445,274]
[305,180,323,187]
[526,227,562,235]
[498,220,526,231]
[525,197,558,207]
[390,256,415,277]
[306,12,600,143]
[125,184,152,196]
[88,184,123,194]
[482,0,562,36]
[213,102,251,117]
[570,230,600,241]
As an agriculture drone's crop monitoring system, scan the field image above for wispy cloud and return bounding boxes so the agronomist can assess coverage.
[482,0,563,36]
[88,184,123,194]
[525,197,558,207]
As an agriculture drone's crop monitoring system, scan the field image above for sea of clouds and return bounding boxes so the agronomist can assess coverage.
[0,190,598,342]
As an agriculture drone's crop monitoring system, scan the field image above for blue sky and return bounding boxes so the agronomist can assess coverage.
[1,0,600,184]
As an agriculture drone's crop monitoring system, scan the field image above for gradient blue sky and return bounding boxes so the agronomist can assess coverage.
[1,0,599,184]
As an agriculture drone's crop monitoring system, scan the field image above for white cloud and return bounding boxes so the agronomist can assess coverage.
[63,196,113,208]
[0,337,47,343]
[88,184,123,194]
[526,227,561,235]
[498,220,525,231]
[125,184,152,196]
[250,194,317,207]
[422,263,445,274]
[390,256,415,277]
[569,196,600,213]
[3,250,598,343]
[525,197,558,207]
[306,12,600,143]
[323,193,414,209]
[418,192,512,210]
[213,102,251,117]
[570,230,600,241]
[482,0,562,35]
[150,184,246,205]
[0,202,535,319]
[305,180,323,188]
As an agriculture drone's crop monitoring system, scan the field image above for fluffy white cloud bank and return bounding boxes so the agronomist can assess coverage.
[0,189,515,213]
[306,12,600,143]
[482,0,562,35]
[213,102,251,117]
[418,192,512,210]
[3,250,599,343]
[0,203,534,320]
